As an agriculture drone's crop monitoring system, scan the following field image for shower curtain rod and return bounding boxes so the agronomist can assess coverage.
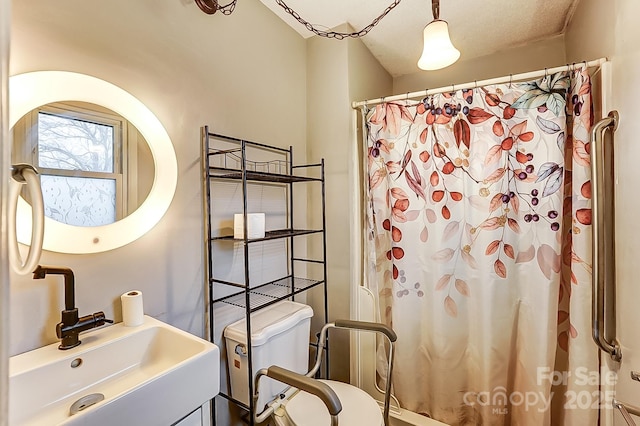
[352,57,608,109]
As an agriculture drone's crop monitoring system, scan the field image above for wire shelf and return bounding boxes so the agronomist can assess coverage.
[208,147,289,173]
[208,167,321,184]
[211,228,323,243]
[206,143,321,183]
[213,276,323,311]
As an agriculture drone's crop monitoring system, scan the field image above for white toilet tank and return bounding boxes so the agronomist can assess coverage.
[224,300,313,411]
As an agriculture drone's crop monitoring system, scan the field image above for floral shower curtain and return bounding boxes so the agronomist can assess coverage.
[364,67,600,425]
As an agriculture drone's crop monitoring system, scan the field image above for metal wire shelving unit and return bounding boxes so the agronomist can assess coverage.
[200,127,328,425]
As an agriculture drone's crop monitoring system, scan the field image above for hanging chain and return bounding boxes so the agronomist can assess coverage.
[196,0,403,39]
[194,0,237,15]
[215,0,237,15]
[274,0,403,39]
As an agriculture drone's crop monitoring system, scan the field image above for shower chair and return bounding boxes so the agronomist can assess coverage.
[252,319,397,426]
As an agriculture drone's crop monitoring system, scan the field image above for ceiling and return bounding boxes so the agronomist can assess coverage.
[259,0,581,77]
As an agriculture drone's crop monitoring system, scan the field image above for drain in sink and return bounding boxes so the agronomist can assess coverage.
[69,393,105,415]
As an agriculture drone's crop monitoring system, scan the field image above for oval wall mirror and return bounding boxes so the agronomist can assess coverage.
[9,71,178,254]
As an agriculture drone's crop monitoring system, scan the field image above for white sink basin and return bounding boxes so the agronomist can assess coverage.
[9,315,220,426]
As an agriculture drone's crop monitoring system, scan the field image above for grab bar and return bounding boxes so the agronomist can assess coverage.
[590,111,622,362]
[8,164,44,275]
[614,399,640,426]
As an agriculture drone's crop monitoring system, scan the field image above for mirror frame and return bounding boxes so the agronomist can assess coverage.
[10,71,178,254]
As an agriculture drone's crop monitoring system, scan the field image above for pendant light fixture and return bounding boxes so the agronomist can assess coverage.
[417,0,460,70]
[195,0,460,71]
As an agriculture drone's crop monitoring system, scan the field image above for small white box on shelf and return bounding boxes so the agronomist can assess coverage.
[233,213,266,239]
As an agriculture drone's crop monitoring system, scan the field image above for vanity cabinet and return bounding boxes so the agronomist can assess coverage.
[200,128,328,425]
[174,407,204,426]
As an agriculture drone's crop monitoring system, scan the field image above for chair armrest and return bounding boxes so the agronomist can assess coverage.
[266,365,343,416]
[334,319,397,342]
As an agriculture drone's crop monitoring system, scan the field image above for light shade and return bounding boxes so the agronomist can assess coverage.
[417,20,460,70]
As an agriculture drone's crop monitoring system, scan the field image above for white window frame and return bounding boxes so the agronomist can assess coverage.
[13,100,148,226]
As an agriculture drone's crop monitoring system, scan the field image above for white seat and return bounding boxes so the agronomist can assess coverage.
[274,380,384,426]
[254,320,396,426]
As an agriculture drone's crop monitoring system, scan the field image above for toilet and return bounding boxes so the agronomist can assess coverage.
[224,300,314,411]
[224,300,385,425]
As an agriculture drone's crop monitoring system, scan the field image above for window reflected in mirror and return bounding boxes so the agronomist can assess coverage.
[13,101,154,227]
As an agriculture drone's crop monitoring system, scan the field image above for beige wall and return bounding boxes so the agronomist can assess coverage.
[394,35,566,94]
[306,25,392,382]
[306,28,349,383]
[9,0,307,355]
[0,0,9,421]
[565,0,613,62]
[566,0,640,423]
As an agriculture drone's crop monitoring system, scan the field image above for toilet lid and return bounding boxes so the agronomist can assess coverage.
[283,380,384,426]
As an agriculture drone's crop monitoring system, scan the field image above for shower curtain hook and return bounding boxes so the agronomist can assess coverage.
[544,67,548,78]
[474,80,478,89]
[509,74,513,88]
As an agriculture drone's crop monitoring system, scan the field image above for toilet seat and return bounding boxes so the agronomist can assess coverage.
[274,380,384,426]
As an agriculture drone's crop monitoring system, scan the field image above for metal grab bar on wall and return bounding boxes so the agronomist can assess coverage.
[614,399,640,426]
[590,110,622,362]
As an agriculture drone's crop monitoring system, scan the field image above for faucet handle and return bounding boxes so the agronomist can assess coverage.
[84,311,107,327]
[57,311,112,350]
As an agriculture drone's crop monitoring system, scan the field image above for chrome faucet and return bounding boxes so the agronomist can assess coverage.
[33,265,112,350]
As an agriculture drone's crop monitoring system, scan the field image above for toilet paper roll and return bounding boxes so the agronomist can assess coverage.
[121,290,144,327]
[233,213,266,239]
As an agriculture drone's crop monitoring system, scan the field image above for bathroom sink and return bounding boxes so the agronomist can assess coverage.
[9,315,220,426]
